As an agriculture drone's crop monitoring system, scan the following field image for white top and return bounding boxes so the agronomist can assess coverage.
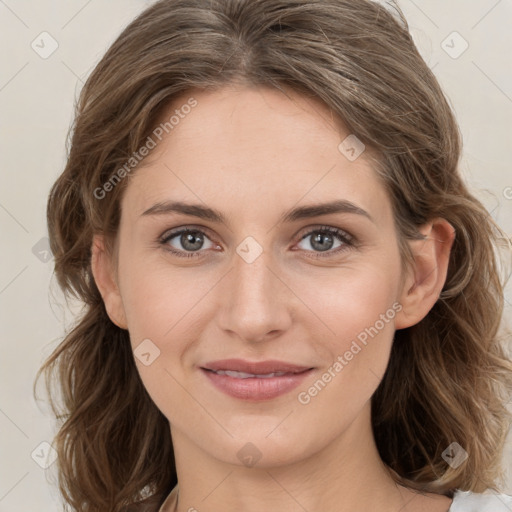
[158,486,512,511]
[449,489,512,511]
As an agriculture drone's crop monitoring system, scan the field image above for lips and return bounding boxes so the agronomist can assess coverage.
[210,369,289,379]
[201,358,313,376]
[200,358,315,401]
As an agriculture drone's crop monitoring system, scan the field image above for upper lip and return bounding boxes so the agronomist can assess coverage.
[201,359,313,374]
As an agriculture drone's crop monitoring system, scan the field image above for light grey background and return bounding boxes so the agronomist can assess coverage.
[1,1,511,510]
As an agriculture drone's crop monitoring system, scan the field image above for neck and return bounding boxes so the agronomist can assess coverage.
[169,403,416,512]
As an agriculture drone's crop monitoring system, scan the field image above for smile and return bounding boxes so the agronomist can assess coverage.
[200,367,314,401]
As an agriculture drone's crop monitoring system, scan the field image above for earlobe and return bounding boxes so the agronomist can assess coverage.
[395,218,455,330]
[90,234,128,330]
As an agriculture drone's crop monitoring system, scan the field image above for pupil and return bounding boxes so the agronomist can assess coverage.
[182,232,203,251]
[312,233,333,252]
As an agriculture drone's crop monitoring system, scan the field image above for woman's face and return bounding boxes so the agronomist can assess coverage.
[105,84,415,467]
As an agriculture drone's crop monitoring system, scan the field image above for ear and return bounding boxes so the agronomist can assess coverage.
[395,218,455,329]
[90,234,128,330]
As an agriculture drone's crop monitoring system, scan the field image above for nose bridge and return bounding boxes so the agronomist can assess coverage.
[217,240,291,341]
[234,247,272,302]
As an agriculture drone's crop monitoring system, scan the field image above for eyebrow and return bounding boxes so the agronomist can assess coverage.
[140,199,374,225]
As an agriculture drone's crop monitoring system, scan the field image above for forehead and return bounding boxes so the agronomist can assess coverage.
[120,85,391,227]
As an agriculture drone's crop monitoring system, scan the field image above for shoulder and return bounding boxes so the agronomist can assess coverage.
[450,490,512,511]
[157,484,179,512]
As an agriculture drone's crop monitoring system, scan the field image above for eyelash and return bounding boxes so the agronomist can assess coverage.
[158,225,356,260]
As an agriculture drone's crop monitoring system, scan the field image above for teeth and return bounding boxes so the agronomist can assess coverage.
[214,370,288,379]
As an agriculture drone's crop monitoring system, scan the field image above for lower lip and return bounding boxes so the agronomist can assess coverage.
[201,368,314,401]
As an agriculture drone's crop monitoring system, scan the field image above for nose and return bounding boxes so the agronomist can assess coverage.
[216,246,293,343]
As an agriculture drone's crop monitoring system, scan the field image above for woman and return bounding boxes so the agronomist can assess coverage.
[35,0,512,511]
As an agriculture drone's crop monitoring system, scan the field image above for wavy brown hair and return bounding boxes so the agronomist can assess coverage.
[34,0,512,510]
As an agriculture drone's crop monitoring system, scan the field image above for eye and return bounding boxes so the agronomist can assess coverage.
[295,226,355,258]
[159,227,217,258]
[159,225,356,260]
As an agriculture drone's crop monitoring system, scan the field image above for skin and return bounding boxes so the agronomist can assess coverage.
[92,84,455,512]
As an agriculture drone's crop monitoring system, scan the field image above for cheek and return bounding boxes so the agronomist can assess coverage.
[118,262,204,418]
[299,259,401,340]
[292,260,401,398]
[119,255,213,341]
[293,272,400,432]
